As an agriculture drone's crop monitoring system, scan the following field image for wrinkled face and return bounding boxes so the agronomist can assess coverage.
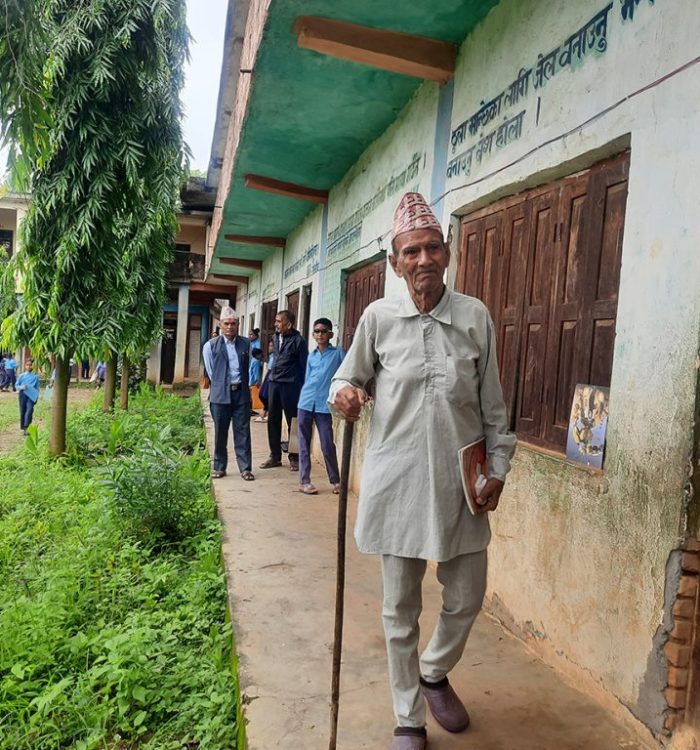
[220,316,239,340]
[274,313,292,334]
[389,228,450,300]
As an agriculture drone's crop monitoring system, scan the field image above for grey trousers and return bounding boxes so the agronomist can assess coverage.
[380,550,487,727]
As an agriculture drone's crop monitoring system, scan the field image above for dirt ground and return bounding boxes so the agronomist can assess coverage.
[0,385,97,455]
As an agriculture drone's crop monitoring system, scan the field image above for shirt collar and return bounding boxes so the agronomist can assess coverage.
[396,286,452,325]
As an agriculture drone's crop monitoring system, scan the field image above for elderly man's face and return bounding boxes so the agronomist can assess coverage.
[274,313,292,334]
[389,228,450,300]
[220,316,239,340]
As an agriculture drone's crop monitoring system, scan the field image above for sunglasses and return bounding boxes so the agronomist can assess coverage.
[313,328,331,334]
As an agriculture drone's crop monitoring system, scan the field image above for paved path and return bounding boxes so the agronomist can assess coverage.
[203,401,657,750]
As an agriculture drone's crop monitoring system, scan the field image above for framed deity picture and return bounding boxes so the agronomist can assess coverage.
[565,384,610,469]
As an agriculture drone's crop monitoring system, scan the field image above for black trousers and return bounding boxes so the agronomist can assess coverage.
[267,380,301,462]
[210,387,252,473]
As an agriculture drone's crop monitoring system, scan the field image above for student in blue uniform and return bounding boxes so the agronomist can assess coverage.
[16,359,41,435]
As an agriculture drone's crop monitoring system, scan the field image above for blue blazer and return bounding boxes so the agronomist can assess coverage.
[208,334,250,404]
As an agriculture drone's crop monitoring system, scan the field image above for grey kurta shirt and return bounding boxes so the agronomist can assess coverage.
[330,287,516,562]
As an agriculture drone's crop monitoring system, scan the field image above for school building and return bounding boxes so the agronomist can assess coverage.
[205,0,700,742]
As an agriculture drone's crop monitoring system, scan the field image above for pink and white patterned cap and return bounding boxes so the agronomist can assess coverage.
[392,192,442,240]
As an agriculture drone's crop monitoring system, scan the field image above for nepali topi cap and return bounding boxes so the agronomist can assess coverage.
[392,192,442,240]
[220,305,238,320]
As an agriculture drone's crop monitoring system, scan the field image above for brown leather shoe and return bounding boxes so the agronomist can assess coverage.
[420,677,470,733]
[259,458,282,469]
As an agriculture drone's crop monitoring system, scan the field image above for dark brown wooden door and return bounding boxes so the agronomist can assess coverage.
[302,284,312,341]
[343,258,386,350]
[286,290,300,328]
[161,314,177,384]
[261,300,278,356]
[455,151,630,452]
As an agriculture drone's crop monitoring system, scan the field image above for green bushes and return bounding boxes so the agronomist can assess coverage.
[66,384,205,461]
[0,388,239,749]
[106,441,211,544]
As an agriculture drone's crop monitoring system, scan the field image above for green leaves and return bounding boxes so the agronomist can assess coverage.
[0,0,189,362]
[0,389,238,749]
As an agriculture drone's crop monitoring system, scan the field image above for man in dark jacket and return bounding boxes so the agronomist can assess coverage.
[260,309,307,471]
[202,306,255,481]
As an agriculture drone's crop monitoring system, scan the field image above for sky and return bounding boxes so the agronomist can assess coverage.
[0,0,229,182]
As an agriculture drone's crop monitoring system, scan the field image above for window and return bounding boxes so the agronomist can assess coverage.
[455,152,629,452]
[342,257,386,350]
[0,230,12,258]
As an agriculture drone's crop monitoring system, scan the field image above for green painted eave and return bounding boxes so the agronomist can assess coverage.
[213,0,501,263]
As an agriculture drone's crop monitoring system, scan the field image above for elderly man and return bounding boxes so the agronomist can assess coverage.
[203,306,255,481]
[331,193,516,750]
[260,309,307,471]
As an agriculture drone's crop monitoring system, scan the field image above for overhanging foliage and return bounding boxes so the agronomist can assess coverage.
[0,0,189,360]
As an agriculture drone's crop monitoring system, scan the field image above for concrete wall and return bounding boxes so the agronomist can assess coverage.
[175,222,207,254]
[0,207,18,233]
[229,0,700,734]
[439,0,700,733]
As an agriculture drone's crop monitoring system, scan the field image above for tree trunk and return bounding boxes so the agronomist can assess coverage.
[102,354,117,412]
[119,354,130,411]
[50,355,71,456]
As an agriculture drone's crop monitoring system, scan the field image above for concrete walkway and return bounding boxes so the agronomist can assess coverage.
[204,406,657,750]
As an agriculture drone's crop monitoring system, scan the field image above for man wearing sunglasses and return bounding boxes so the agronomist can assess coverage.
[296,318,345,495]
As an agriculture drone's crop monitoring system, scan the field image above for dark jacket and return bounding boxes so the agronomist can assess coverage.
[207,334,250,404]
[269,329,307,385]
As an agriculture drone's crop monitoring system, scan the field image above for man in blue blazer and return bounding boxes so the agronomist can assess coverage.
[202,306,255,481]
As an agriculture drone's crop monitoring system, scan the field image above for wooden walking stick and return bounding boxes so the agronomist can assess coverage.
[329,418,355,750]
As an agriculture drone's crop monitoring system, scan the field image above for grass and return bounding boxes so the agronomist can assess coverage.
[0,390,49,433]
[0,386,240,749]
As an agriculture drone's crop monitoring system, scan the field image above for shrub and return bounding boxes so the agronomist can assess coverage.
[105,441,211,544]
[66,385,205,462]
[0,390,238,749]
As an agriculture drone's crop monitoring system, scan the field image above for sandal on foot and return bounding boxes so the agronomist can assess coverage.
[299,483,318,495]
[332,483,341,494]
[240,470,255,481]
[211,469,226,479]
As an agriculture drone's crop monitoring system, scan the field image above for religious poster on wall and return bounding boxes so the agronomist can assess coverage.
[565,384,610,469]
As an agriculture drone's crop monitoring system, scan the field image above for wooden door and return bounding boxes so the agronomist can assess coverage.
[286,290,300,328]
[261,300,278,356]
[343,258,386,350]
[301,284,312,341]
[161,314,177,384]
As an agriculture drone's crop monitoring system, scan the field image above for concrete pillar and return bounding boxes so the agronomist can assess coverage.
[173,283,189,383]
[146,340,162,385]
